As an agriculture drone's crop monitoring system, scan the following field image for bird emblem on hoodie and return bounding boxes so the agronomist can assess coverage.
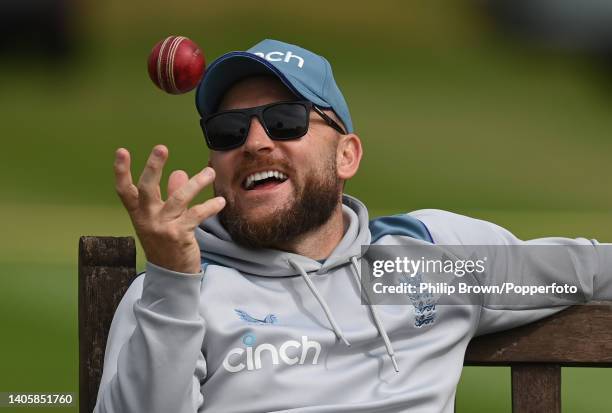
[234,309,278,325]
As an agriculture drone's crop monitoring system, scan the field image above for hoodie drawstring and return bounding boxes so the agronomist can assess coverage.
[287,257,399,373]
[350,256,400,373]
[288,258,351,347]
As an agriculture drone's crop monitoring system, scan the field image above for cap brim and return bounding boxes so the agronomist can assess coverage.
[195,52,329,117]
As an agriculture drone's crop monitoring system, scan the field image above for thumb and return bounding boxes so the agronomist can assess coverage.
[167,170,189,197]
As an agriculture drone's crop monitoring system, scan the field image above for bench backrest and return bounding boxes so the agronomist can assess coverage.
[78,236,612,413]
[79,236,138,413]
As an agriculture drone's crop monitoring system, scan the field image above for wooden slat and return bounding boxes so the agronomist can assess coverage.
[79,236,137,413]
[465,303,612,366]
[511,364,561,413]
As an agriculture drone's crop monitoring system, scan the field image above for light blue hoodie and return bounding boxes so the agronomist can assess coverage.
[94,194,612,412]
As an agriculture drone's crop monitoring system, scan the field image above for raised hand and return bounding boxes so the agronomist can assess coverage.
[113,144,225,274]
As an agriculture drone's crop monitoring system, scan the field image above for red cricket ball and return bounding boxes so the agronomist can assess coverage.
[147,35,206,94]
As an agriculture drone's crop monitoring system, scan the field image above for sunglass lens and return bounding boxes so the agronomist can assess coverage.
[263,103,309,140]
[203,113,250,150]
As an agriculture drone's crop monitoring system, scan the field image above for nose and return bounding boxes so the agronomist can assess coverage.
[243,116,274,154]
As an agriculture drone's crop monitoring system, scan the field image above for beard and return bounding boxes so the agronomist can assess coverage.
[215,153,342,250]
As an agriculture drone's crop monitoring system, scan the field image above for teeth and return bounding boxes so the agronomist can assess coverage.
[244,170,288,189]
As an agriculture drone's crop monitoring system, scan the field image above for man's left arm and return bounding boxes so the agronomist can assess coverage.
[410,209,612,336]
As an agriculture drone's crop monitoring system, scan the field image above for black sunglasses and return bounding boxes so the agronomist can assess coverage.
[200,100,346,151]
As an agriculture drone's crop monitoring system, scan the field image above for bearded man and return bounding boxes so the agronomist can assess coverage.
[96,39,612,413]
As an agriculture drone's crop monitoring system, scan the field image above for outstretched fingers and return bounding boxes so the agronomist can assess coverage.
[137,145,168,205]
[168,170,189,198]
[162,167,217,217]
[183,196,226,229]
[114,148,139,212]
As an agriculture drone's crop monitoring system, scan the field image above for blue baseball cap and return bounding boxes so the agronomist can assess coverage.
[195,39,353,133]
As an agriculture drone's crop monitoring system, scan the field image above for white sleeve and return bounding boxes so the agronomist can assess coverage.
[94,262,207,413]
[410,209,612,336]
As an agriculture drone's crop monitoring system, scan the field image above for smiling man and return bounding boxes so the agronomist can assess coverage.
[96,39,612,413]
[209,75,357,257]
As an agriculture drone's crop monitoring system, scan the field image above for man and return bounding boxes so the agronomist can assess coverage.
[97,39,612,412]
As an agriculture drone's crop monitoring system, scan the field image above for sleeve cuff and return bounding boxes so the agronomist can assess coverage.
[138,261,204,320]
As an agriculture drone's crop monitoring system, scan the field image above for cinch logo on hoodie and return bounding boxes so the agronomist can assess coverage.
[222,335,321,373]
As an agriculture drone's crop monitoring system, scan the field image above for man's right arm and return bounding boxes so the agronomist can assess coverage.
[99,144,226,412]
[94,262,207,413]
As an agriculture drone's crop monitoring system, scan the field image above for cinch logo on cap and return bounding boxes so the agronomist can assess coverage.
[252,51,305,68]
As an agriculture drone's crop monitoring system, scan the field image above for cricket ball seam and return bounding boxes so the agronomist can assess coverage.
[156,36,175,92]
[168,36,186,94]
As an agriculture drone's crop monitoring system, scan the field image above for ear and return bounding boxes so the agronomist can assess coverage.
[336,133,362,180]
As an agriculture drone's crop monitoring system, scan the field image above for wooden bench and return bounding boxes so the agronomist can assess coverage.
[78,236,612,413]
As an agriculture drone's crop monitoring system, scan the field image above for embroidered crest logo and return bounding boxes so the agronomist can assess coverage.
[400,273,437,328]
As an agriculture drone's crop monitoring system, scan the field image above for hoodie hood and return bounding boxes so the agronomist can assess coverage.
[195,193,401,371]
[196,194,371,277]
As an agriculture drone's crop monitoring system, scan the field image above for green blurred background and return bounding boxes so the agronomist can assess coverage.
[1,0,611,411]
